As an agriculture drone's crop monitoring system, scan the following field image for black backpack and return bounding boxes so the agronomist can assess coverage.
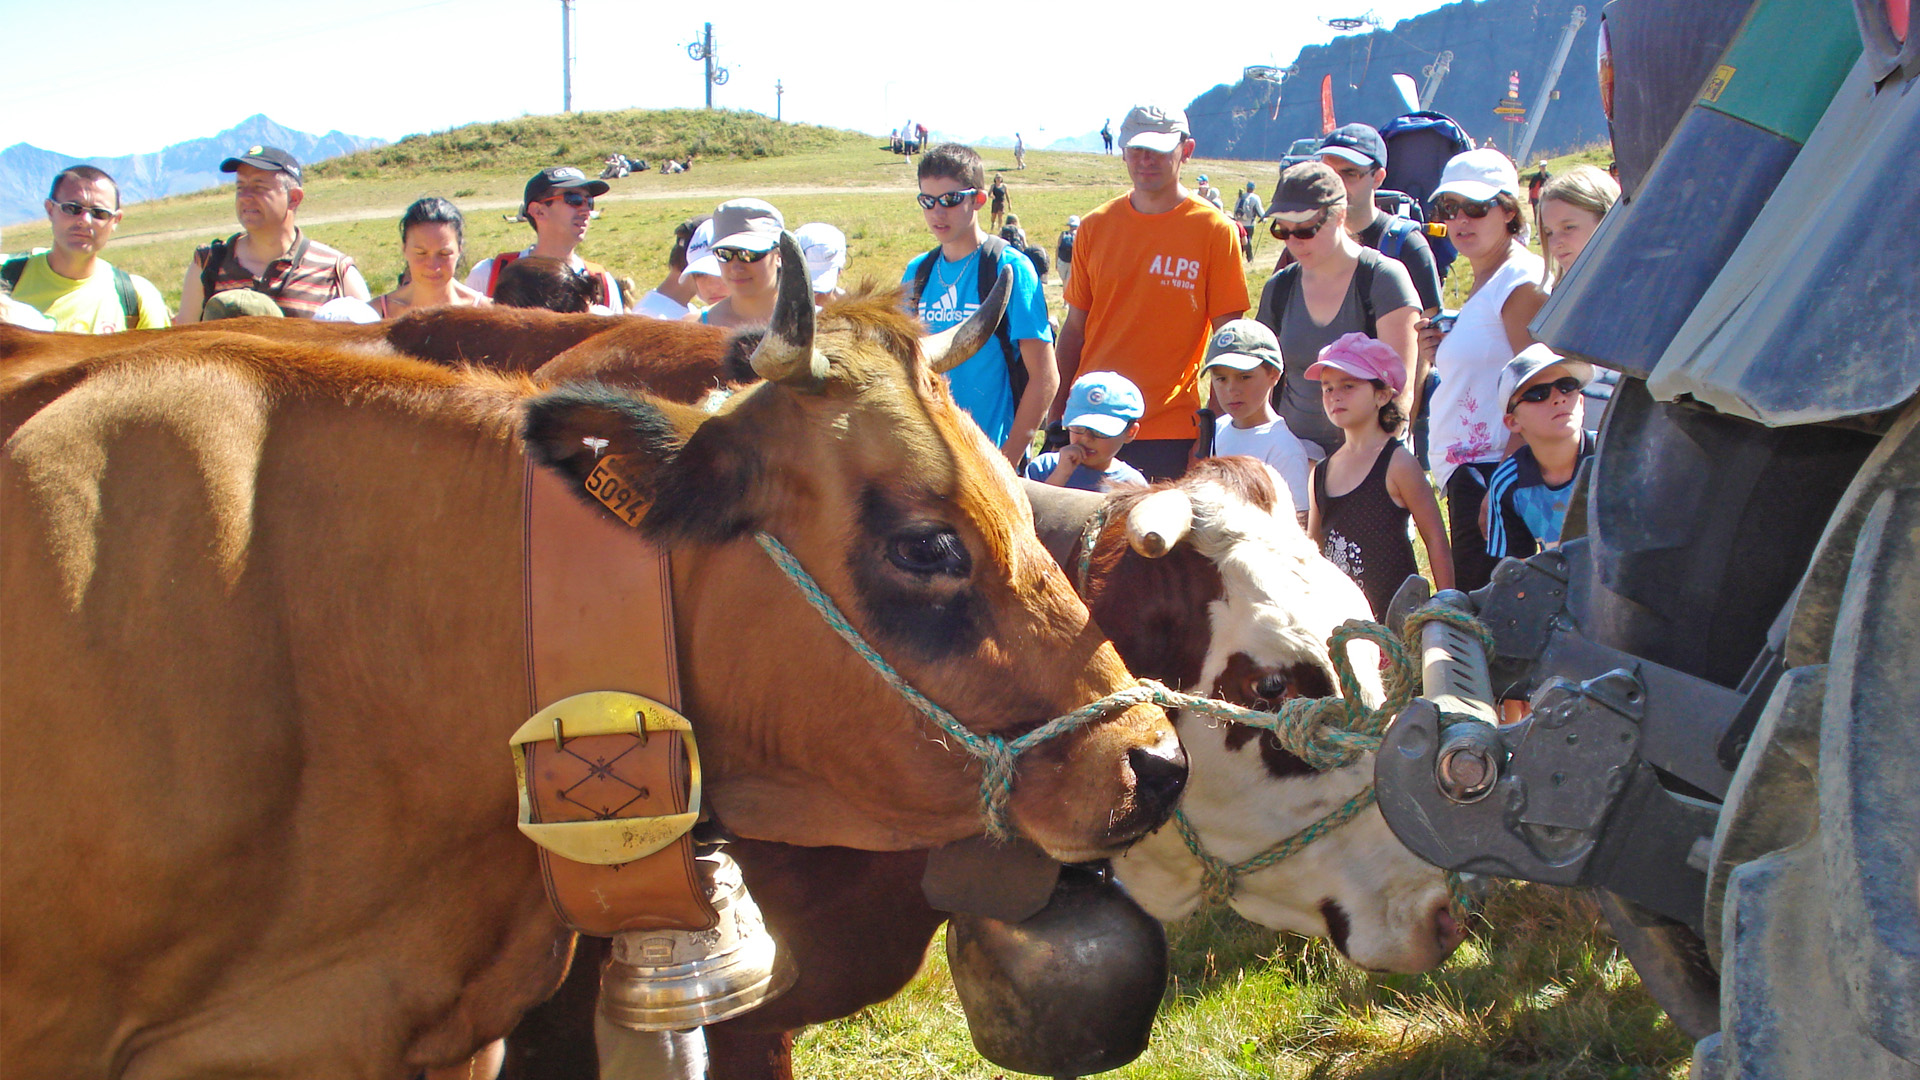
[1056,229,1075,264]
[2,254,142,327]
[908,236,1026,404]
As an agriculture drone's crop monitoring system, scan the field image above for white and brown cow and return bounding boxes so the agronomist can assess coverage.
[1092,458,1466,974]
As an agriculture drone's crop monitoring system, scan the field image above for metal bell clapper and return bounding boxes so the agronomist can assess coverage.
[947,862,1169,1078]
[597,849,797,1032]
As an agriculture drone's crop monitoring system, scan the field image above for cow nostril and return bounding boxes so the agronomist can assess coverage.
[1128,744,1188,813]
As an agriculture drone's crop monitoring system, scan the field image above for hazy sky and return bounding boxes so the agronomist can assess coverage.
[4,0,1457,157]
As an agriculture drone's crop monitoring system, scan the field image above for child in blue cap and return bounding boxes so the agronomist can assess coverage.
[1024,372,1150,491]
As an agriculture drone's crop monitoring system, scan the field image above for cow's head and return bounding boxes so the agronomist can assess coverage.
[1104,460,1466,973]
[520,235,1183,861]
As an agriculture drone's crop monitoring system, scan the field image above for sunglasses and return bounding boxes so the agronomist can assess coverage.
[1434,197,1497,221]
[55,201,116,222]
[714,246,773,264]
[1269,213,1330,241]
[538,191,595,209]
[1511,376,1584,408]
[916,189,979,210]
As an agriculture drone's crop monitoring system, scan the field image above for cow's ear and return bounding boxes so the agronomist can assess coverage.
[521,383,763,545]
[521,383,700,505]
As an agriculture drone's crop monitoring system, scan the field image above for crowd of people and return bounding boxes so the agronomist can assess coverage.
[1,105,1622,617]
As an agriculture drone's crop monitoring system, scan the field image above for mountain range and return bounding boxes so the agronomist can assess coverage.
[1187,0,1606,165]
[1,115,384,229]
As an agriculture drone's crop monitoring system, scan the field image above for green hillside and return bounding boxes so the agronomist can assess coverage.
[310,108,874,180]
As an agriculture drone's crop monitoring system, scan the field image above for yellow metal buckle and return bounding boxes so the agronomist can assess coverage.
[510,691,702,865]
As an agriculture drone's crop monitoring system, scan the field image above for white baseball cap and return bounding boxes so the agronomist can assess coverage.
[678,218,720,282]
[1433,148,1522,202]
[1118,104,1191,153]
[794,222,847,293]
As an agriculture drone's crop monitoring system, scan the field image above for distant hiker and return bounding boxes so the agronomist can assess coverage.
[1056,215,1079,288]
[465,166,621,310]
[904,142,1055,463]
[370,197,489,317]
[1195,175,1223,211]
[178,146,370,323]
[1101,118,1114,154]
[916,122,928,148]
[1014,133,1026,170]
[989,173,1010,234]
[1232,181,1264,260]
[5,165,168,333]
[1527,164,1551,222]
[632,214,708,319]
[1052,102,1248,481]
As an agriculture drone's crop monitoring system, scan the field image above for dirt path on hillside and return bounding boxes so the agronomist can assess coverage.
[105,184,1109,248]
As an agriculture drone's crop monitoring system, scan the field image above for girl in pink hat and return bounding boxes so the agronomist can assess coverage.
[1306,332,1452,618]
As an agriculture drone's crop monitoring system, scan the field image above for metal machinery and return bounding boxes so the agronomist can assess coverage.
[1370,0,1920,1075]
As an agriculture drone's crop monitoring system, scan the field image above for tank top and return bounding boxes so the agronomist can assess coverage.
[1314,440,1418,619]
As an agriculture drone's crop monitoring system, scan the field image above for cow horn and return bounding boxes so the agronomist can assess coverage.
[748,232,829,387]
[922,263,1014,374]
[1125,489,1194,559]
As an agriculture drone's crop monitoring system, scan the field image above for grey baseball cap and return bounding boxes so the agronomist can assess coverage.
[1200,319,1283,375]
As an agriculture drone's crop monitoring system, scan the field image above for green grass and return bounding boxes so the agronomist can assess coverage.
[796,884,1692,1079]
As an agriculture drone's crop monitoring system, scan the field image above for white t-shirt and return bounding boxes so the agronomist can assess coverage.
[632,289,691,320]
[465,246,622,310]
[1429,247,1547,489]
[1214,415,1313,517]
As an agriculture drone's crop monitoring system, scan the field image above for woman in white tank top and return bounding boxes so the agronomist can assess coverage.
[1418,149,1550,591]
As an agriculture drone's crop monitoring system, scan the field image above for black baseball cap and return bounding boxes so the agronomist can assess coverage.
[221,145,302,185]
[523,166,610,209]
[1317,123,1388,170]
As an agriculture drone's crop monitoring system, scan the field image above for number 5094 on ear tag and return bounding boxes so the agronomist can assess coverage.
[584,455,647,527]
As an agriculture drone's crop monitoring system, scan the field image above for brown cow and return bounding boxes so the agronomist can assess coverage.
[508,460,1463,1080]
[0,241,1185,1078]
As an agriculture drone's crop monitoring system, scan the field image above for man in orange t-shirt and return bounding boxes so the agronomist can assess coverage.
[1052,103,1249,480]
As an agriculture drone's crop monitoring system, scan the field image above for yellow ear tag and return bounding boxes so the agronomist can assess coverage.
[584,454,647,527]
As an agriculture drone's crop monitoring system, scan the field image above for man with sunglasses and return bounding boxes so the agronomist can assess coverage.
[179,147,369,322]
[466,167,620,310]
[3,166,168,333]
[1482,345,1596,559]
[1050,103,1248,481]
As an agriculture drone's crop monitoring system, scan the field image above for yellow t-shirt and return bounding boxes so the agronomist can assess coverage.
[1063,194,1248,440]
[8,254,170,334]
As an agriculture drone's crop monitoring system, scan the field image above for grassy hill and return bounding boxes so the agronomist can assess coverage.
[308,108,873,180]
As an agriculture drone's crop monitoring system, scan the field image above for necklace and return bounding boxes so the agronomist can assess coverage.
[927,248,981,308]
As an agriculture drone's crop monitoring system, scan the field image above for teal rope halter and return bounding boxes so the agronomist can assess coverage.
[756,527,1488,919]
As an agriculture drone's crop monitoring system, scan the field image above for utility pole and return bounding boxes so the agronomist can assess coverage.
[1419,50,1453,109]
[1515,6,1587,165]
[775,79,784,122]
[559,0,574,112]
[687,23,729,108]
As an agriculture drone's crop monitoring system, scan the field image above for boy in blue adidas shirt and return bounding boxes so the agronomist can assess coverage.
[1484,345,1597,558]
[903,143,1056,462]
[1025,372,1150,491]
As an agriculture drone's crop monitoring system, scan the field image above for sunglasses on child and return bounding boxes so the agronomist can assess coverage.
[916,189,980,210]
[55,201,116,222]
[714,246,773,264]
[1268,213,1329,241]
[1434,197,1498,221]
[537,191,595,209]
[1511,376,1583,408]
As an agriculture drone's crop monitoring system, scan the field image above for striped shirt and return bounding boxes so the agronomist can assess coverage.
[197,231,357,319]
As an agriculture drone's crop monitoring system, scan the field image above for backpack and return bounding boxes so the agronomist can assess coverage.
[486,250,620,308]
[908,236,1025,404]
[1023,243,1050,277]
[1055,229,1074,264]
[2,254,142,327]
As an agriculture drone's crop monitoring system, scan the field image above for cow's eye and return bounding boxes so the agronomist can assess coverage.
[1253,672,1290,705]
[887,527,970,578]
